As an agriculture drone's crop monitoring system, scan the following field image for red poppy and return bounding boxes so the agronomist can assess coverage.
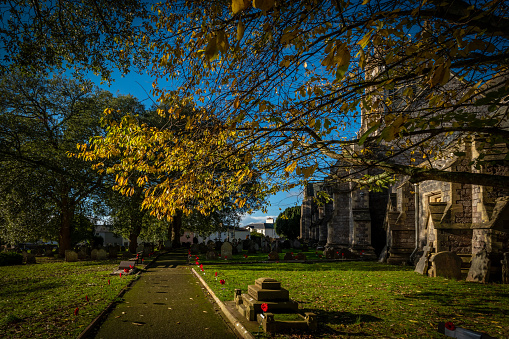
[108,279,110,285]
[224,255,228,259]
[244,254,248,258]
[215,272,218,277]
[85,295,89,302]
[319,254,322,258]
[261,303,268,312]
[119,273,122,278]
[195,261,199,265]
[220,279,225,285]
[74,307,79,316]
[124,268,129,273]
[445,322,456,331]
[129,265,133,269]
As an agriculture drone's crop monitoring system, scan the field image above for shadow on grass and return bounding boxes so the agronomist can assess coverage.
[201,261,413,272]
[267,309,382,337]
[0,280,64,298]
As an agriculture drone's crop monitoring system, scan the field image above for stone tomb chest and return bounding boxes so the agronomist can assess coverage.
[235,277,317,333]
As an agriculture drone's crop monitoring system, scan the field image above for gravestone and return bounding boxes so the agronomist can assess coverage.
[293,240,301,249]
[271,241,281,253]
[236,241,243,252]
[268,251,279,261]
[324,248,334,259]
[206,250,217,260]
[109,247,118,259]
[502,252,509,284]
[430,251,462,280]
[78,247,87,260]
[295,252,307,260]
[45,249,54,257]
[91,249,98,260]
[207,240,215,250]
[283,252,294,261]
[23,251,36,264]
[248,242,257,254]
[466,249,491,283]
[65,250,78,262]
[199,243,208,254]
[415,245,433,275]
[221,241,233,259]
[190,243,200,255]
[97,249,108,260]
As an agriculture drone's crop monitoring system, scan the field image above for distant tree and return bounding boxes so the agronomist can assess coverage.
[275,206,301,239]
[0,73,110,255]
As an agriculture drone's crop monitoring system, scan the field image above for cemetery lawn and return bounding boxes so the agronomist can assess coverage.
[199,261,509,338]
[0,257,137,338]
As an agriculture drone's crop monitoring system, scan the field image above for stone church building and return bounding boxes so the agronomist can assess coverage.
[300,75,509,283]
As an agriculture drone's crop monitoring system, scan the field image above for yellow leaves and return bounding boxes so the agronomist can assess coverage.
[237,20,245,41]
[362,0,369,4]
[204,31,229,61]
[285,161,298,173]
[253,0,274,12]
[234,97,240,109]
[322,41,350,69]
[357,32,372,50]
[232,0,250,14]
[430,63,450,87]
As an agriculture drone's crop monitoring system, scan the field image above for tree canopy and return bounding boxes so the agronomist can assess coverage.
[130,0,509,194]
[275,205,301,239]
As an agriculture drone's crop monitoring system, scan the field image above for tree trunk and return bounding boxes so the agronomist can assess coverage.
[58,189,75,257]
[171,210,182,248]
[128,226,142,253]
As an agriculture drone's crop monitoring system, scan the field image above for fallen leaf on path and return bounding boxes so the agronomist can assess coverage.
[203,311,207,313]
[132,322,144,326]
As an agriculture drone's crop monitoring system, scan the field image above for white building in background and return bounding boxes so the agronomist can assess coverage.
[245,217,279,238]
[94,225,128,246]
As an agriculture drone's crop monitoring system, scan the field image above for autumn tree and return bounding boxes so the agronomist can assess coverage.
[133,0,509,194]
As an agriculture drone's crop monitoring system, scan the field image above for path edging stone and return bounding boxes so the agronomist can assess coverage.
[191,268,255,339]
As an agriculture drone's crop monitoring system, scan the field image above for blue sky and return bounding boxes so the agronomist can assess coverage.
[90,69,302,226]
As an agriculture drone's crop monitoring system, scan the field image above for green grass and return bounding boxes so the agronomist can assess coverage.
[0,256,139,338]
[196,260,509,338]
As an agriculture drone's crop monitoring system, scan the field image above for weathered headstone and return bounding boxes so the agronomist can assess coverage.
[324,248,334,259]
[430,251,462,280]
[248,242,257,254]
[414,245,433,275]
[190,243,200,255]
[78,247,88,260]
[466,249,491,283]
[206,250,217,260]
[268,251,279,261]
[295,252,307,260]
[283,252,294,261]
[109,247,118,259]
[90,249,98,260]
[221,241,233,259]
[293,240,301,249]
[502,252,509,284]
[236,241,243,252]
[97,249,108,260]
[199,243,208,254]
[65,250,78,262]
[23,251,37,264]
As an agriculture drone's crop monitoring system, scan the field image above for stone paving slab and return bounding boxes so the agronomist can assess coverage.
[91,251,237,339]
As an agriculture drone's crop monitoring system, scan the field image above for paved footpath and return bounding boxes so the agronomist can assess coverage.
[92,250,238,339]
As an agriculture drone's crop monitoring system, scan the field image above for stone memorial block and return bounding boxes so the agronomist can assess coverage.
[190,243,200,255]
[295,252,307,260]
[23,252,36,264]
[268,251,280,261]
[78,248,87,260]
[109,247,118,259]
[207,240,215,250]
[248,242,257,254]
[206,250,217,260]
[414,247,432,275]
[283,252,294,261]
[467,249,491,283]
[97,249,108,260]
[118,261,137,270]
[430,251,462,280]
[65,250,78,262]
[293,240,301,249]
[221,241,233,259]
[90,249,98,260]
[199,243,208,254]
